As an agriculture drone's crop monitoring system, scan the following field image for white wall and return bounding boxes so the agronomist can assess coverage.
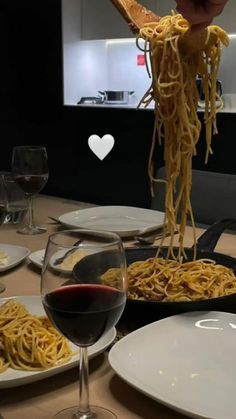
[218,35,236,94]
[106,39,150,105]
[214,1,236,33]
[62,0,81,104]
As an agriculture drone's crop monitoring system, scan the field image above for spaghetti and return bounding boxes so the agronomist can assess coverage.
[136,13,229,260]
[0,299,75,373]
[101,257,236,302]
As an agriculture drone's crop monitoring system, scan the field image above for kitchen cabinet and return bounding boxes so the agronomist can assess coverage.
[80,0,176,40]
[64,0,236,42]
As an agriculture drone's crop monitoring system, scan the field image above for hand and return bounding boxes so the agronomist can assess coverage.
[175,0,229,31]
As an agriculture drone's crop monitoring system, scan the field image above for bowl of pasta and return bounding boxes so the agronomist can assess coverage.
[73,219,236,330]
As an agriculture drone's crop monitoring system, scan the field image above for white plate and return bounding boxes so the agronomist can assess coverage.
[58,206,165,237]
[0,295,116,388]
[0,244,30,272]
[28,249,45,269]
[28,249,91,273]
[109,311,236,419]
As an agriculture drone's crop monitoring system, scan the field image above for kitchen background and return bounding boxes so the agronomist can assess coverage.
[63,0,236,108]
[1,0,236,209]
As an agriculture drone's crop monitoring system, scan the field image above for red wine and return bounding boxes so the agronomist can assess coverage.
[14,174,48,195]
[43,284,126,347]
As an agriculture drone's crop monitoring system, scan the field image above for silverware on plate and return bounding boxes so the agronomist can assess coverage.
[53,240,82,265]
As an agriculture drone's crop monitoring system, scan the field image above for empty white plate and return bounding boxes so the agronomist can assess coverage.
[58,206,165,237]
[109,311,236,419]
[0,243,30,272]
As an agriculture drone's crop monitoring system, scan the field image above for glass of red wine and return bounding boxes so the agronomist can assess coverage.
[11,145,49,234]
[41,229,127,419]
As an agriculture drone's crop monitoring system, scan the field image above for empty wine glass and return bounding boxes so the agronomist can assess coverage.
[0,172,28,225]
[41,229,127,419]
[11,145,49,235]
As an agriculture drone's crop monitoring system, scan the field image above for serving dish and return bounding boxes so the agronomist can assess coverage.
[121,218,236,328]
[73,219,236,329]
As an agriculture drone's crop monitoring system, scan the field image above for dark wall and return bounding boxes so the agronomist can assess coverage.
[0,0,63,156]
[1,0,236,209]
[47,106,156,207]
[0,0,155,208]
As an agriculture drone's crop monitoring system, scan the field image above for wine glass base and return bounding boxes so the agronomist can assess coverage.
[53,405,118,419]
[16,225,47,235]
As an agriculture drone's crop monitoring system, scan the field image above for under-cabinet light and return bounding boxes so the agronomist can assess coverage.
[105,33,236,43]
[106,38,136,45]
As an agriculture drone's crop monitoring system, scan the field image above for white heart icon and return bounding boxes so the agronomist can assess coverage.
[88,134,115,160]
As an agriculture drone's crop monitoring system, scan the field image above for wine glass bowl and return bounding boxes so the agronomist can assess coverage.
[41,229,127,419]
[0,172,28,225]
[0,174,8,224]
[11,145,49,234]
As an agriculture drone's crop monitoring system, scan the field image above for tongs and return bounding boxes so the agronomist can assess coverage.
[110,0,218,53]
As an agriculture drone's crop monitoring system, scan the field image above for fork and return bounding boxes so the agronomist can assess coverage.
[53,240,81,265]
[48,216,62,224]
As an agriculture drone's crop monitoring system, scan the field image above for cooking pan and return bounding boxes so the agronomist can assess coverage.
[73,219,236,330]
[98,90,134,104]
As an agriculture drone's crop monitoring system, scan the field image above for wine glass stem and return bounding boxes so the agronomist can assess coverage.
[27,195,35,229]
[79,346,91,416]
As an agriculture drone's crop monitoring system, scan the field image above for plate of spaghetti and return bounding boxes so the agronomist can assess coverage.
[0,296,116,388]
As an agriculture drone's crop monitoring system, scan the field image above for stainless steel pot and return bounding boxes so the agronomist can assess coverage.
[98,90,134,104]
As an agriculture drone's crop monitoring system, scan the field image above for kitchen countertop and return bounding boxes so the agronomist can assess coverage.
[71,93,236,113]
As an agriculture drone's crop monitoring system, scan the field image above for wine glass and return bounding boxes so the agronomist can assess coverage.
[11,145,49,234]
[0,174,8,293]
[41,229,127,419]
[0,172,28,225]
